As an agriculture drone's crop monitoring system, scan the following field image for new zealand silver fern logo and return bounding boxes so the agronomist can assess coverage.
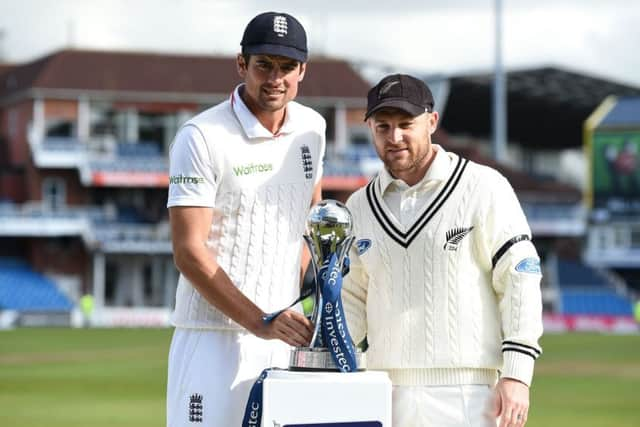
[443,226,474,251]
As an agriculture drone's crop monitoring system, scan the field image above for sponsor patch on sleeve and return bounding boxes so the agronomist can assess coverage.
[515,257,541,274]
[356,239,371,255]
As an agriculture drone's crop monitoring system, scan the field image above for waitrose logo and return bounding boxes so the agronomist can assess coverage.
[169,174,205,184]
[233,163,273,176]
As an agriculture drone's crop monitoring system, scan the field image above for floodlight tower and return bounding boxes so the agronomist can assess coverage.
[493,0,507,162]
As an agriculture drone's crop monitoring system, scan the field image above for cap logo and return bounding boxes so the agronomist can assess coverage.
[379,80,399,97]
[273,15,288,37]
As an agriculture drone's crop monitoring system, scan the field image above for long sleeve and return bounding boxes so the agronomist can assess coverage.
[483,173,544,386]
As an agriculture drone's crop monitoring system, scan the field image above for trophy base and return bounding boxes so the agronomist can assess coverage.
[289,347,367,372]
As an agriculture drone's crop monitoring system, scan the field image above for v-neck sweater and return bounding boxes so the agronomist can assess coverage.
[342,149,543,387]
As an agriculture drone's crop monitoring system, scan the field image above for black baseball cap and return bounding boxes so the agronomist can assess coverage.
[241,12,308,63]
[365,74,435,120]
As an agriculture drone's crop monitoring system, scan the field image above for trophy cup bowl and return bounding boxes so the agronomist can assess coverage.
[289,199,366,372]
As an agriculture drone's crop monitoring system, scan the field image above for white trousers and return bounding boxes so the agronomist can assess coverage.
[166,328,289,427]
[392,384,497,427]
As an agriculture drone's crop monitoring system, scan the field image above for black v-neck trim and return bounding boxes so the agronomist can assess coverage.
[366,157,469,248]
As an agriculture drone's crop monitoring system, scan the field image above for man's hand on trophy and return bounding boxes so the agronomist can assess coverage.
[260,308,314,347]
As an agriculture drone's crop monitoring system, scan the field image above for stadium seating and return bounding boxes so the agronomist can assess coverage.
[323,145,382,178]
[89,157,167,173]
[0,259,74,311]
[560,289,633,316]
[323,161,363,177]
[340,144,378,162]
[557,259,610,287]
[42,137,84,151]
[556,259,634,315]
[116,142,161,157]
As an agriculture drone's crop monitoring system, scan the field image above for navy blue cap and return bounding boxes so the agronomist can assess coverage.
[241,12,308,63]
[365,74,435,120]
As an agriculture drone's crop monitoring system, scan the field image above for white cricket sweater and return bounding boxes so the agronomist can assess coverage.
[167,86,326,330]
[343,151,543,387]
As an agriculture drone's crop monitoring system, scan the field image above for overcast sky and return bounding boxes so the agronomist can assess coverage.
[0,0,639,86]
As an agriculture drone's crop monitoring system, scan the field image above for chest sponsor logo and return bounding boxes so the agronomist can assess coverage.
[169,174,205,184]
[233,163,273,176]
[300,145,313,180]
[515,257,542,274]
[443,226,474,251]
[356,239,372,255]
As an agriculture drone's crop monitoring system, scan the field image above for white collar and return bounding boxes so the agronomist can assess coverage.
[231,84,295,138]
[379,144,450,193]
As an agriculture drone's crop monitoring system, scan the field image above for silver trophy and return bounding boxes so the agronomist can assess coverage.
[289,199,366,371]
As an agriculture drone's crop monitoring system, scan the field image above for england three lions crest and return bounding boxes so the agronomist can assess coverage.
[300,145,313,180]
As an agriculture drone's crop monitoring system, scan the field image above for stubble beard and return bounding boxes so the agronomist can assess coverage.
[258,94,287,112]
[385,148,430,176]
[258,84,292,112]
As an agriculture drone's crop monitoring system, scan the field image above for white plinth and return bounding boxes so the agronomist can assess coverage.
[261,370,391,426]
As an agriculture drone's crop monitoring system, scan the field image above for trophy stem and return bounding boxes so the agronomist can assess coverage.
[289,347,367,372]
[293,199,363,372]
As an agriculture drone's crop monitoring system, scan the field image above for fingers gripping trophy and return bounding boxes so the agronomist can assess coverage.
[289,199,366,372]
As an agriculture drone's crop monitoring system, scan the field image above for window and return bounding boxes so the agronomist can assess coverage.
[8,109,18,138]
[614,225,631,249]
[138,112,167,152]
[313,107,336,143]
[348,124,372,146]
[42,177,66,210]
[45,118,74,137]
[631,226,640,249]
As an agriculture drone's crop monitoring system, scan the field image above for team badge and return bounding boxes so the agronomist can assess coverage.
[443,226,474,251]
[300,145,313,179]
[273,15,288,37]
[515,258,541,274]
[189,393,203,423]
[379,80,399,96]
[356,239,371,255]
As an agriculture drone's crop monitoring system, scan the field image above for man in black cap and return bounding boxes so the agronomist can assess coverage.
[342,74,544,427]
[166,12,324,426]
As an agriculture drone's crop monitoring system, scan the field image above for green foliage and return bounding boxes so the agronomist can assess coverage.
[0,329,639,426]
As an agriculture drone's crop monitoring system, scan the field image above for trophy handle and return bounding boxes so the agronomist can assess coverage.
[303,235,323,347]
[303,235,322,272]
[335,235,355,271]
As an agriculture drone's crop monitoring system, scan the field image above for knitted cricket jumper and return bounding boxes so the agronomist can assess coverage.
[167,85,326,330]
[343,150,543,387]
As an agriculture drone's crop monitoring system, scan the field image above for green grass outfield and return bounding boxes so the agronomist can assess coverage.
[0,329,639,427]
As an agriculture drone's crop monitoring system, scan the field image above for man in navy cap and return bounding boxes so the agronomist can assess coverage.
[343,74,543,426]
[166,12,325,426]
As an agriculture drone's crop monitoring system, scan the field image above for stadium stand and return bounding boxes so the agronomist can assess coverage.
[557,259,611,287]
[89,157,167,173]
[42,137,84,151]
[599,97,640,127]
[560,290,633,316]
[116,142,162,157]
[0,258,74,311]
[2,49,639,326]
[556,259,634,315]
